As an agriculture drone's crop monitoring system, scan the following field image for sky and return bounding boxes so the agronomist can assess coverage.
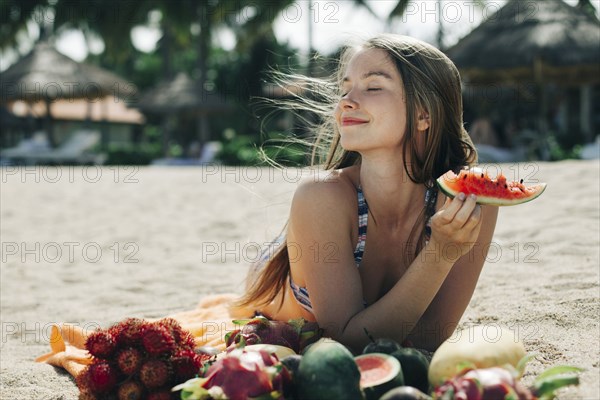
[0,0,589,71]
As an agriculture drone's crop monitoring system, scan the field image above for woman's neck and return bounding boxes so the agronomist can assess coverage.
[357,154,425,231]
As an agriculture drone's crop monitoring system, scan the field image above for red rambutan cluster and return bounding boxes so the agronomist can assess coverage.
[78,318,209,400]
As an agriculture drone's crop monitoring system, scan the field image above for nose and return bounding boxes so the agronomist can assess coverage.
[340,90,358,110]
[339,92,358,110]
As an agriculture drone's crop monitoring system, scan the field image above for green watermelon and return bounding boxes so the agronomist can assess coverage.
[390,348,430,393]
[355,353,404,400]
[437,168,546,206]
[362,338,402,355]
[296,338,363,400]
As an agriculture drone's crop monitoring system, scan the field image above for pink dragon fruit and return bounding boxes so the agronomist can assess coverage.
[224,316,321,353]
[434,357,581,400]
[173,348,291,400]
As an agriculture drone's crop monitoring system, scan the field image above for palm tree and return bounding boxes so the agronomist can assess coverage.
[1,1,298,152]
[576,0,598,17]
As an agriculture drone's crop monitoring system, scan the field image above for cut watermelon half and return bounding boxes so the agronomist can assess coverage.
[355,353,404,400]
[437,168,547,206]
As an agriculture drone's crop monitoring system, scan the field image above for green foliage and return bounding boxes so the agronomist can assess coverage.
[547,135,582,161]
[168,143,183,158]
[217,134,261,166]
[260,132,309,167]
[105,143,162,165]
[216,131,308,166]
[0,0,46,49]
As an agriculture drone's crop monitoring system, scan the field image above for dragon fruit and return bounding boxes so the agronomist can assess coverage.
[434,356,582,400]
[173,347,291,400]
[224,316,321,353]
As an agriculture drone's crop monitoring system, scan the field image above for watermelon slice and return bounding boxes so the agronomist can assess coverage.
[437,168,546,206]
[355,353,404,400]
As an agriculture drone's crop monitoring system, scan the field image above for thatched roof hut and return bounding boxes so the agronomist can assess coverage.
[132,72,232,157]
[0,40,136,147]
[1,40,134,103]
[447,0,599,157]
[447,0,600,85]
[134,72,231,114]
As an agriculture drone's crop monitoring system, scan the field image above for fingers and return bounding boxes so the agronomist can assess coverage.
[429,193,483,263]
[464,201,482,231]
[452,194,478,229]
[437,193,462,224]
[438,193,475,226]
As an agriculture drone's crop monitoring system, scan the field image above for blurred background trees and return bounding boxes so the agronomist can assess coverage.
[1,0,598,165]
[1,0,305,164]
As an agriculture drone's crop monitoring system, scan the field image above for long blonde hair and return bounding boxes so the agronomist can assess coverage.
[237,34,476,310]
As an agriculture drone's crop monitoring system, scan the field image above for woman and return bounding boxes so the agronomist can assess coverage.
[37,34,497,378]
[236,34,498,353]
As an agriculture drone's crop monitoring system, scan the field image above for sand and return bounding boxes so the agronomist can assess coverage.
[1,160,598,399]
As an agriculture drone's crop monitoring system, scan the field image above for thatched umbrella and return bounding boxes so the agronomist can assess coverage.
[0,39,135,147]
[446,0,600,148]
[133,72,232,156]
[447,0,600,84]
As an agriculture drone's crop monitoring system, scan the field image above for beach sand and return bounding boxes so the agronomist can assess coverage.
[1,160,598,399]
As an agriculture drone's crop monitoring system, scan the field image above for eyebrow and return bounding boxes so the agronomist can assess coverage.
[342,70,394,82]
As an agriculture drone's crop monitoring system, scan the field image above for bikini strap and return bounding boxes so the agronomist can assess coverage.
[424,185,438,240]
[354,185,369,266]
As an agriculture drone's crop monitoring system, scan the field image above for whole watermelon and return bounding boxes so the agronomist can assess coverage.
[296,338,364,400]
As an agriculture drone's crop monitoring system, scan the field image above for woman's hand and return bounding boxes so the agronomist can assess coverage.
[429,193,483,263]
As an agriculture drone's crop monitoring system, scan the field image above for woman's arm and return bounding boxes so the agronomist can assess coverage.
[405,204,498,350]
[338,194,496,352]
[288,181,496,353]
[287,178,367,335]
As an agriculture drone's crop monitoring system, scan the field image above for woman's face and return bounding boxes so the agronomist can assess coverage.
[334,48,409,152]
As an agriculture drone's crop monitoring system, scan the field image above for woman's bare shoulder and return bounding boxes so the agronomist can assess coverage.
[287,166,360,240]
[292,166,359,209]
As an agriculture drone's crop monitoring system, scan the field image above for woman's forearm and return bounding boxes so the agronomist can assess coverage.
[338,239,456,352]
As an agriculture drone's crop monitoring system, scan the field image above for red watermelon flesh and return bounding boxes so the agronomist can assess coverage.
[356,355,397,387]
[437,168,546,206]
[355,353,404,400]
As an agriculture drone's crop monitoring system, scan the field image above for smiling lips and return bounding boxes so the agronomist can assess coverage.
[341,117,368,126]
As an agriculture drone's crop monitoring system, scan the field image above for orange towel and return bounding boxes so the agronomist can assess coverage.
[35,294,254,379]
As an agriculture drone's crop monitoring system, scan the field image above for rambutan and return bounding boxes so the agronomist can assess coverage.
[116,347,143,376]
[87,361,119,393]
[117,380,144,400]
[85,330,117,359]
[76,317,204,400]
[110,318,147,346]
[147,390,174,400]
[171,349,203,381]
[142,324,176,356]
[140,359,171,389]
[157,318,184,341]
[77,389,99,400]
[76,367,96,398]
[177,330,197,351]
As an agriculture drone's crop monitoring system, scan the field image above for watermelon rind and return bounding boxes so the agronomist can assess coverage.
[436,169,547,207]
[355,353,404,400]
